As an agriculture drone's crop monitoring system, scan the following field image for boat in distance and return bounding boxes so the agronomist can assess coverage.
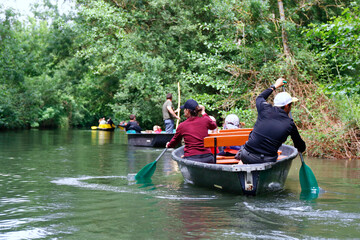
[127,132,174,147]
[91,123,116,131]
[171,144,298,195]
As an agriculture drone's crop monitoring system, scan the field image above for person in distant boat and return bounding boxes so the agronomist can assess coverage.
[119,114,142,133]
[107,118,114,126]
[162,93,180,133]
[166,99,217,163]
[235,77,306,164]
[153,125,162,133]
[99,117,107,125]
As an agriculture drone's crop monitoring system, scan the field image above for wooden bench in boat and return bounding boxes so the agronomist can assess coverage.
[219,128,253,133]
[204,134,249,164]
[204,133,286,164]
[209,131,252,137]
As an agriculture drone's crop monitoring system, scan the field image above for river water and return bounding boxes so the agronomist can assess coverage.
[0,129,359,239]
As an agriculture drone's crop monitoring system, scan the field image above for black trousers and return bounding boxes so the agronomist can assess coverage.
[184,153,214,164]
[240,148,277,164]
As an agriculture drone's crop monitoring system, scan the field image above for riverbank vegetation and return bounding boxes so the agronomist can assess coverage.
[0,0,359,158]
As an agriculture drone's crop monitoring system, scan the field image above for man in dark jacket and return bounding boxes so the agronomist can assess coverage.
[237,78,306,164]
[119,114,142,133]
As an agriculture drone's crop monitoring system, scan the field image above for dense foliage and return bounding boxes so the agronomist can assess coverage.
[0,0,359,158]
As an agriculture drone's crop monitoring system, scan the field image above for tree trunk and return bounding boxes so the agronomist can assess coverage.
[277,0,291,60]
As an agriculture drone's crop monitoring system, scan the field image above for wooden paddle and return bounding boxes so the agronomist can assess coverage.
[176,81,181,129]
[282,81,319,193]
[135,148,167,180]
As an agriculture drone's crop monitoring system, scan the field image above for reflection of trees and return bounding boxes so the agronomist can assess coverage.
[89,130,116,176]
[303,157,360,197]
[161,152,179,176]
[126,148,177,175]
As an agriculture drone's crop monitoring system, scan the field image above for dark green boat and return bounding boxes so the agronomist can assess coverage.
[127,132,174,148]
[171,144,298,195]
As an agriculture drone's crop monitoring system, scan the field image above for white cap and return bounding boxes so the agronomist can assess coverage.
[274,92,298,107]
[224,114,239,129]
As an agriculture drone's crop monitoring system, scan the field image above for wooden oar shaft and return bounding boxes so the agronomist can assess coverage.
[176,81,181,129]
[155,148,167,162]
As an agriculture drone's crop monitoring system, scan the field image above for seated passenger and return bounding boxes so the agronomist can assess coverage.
[119,114,142,133]
[218,114,243,156]
[166,99,217,163]
[99,117,107,125]
[107,118,114,126]
[153,125,162,133]
[223,114,240,129]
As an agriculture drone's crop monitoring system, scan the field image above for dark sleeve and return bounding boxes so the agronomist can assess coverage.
[133,125,142,133]
[256,88,274,111]
[290,121,306,152]
[130,122,142,133]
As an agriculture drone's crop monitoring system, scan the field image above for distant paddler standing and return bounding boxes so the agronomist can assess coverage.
[162,93,180,133]
[176,81,181,129]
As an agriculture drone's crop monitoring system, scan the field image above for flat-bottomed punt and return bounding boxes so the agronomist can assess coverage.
[127,132,174,147]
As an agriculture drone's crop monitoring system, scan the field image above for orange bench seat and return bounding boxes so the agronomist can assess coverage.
[204,134,249,148]
[203,134,287,164]
[219,128,253,133]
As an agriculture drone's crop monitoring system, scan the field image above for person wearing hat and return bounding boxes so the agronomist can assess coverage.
[223,114,240,129]
[119,114,142,133]
[217,114,243,156]
[166,99,217,163]
[235,77,306,164]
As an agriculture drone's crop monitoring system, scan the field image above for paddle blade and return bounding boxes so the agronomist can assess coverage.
[91,126,98,130]
[135,161,158,180]
[135,148,167,180]
[299,162,319,192]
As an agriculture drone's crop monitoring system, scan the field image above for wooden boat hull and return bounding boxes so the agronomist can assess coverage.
[127,133,174,147]
[171,145,298,195]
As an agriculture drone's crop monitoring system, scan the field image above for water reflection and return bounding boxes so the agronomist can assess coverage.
[169,201,221,239]
[91,130,114,145]
[1,130,360,239]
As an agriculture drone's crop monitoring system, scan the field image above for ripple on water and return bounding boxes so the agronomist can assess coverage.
[242,200,360,225]
[51,175,217,201]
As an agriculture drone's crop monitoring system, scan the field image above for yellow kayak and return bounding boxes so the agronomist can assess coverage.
[91,123,116,131]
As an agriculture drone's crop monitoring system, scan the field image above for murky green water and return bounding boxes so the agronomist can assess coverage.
[0,129,359,239]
